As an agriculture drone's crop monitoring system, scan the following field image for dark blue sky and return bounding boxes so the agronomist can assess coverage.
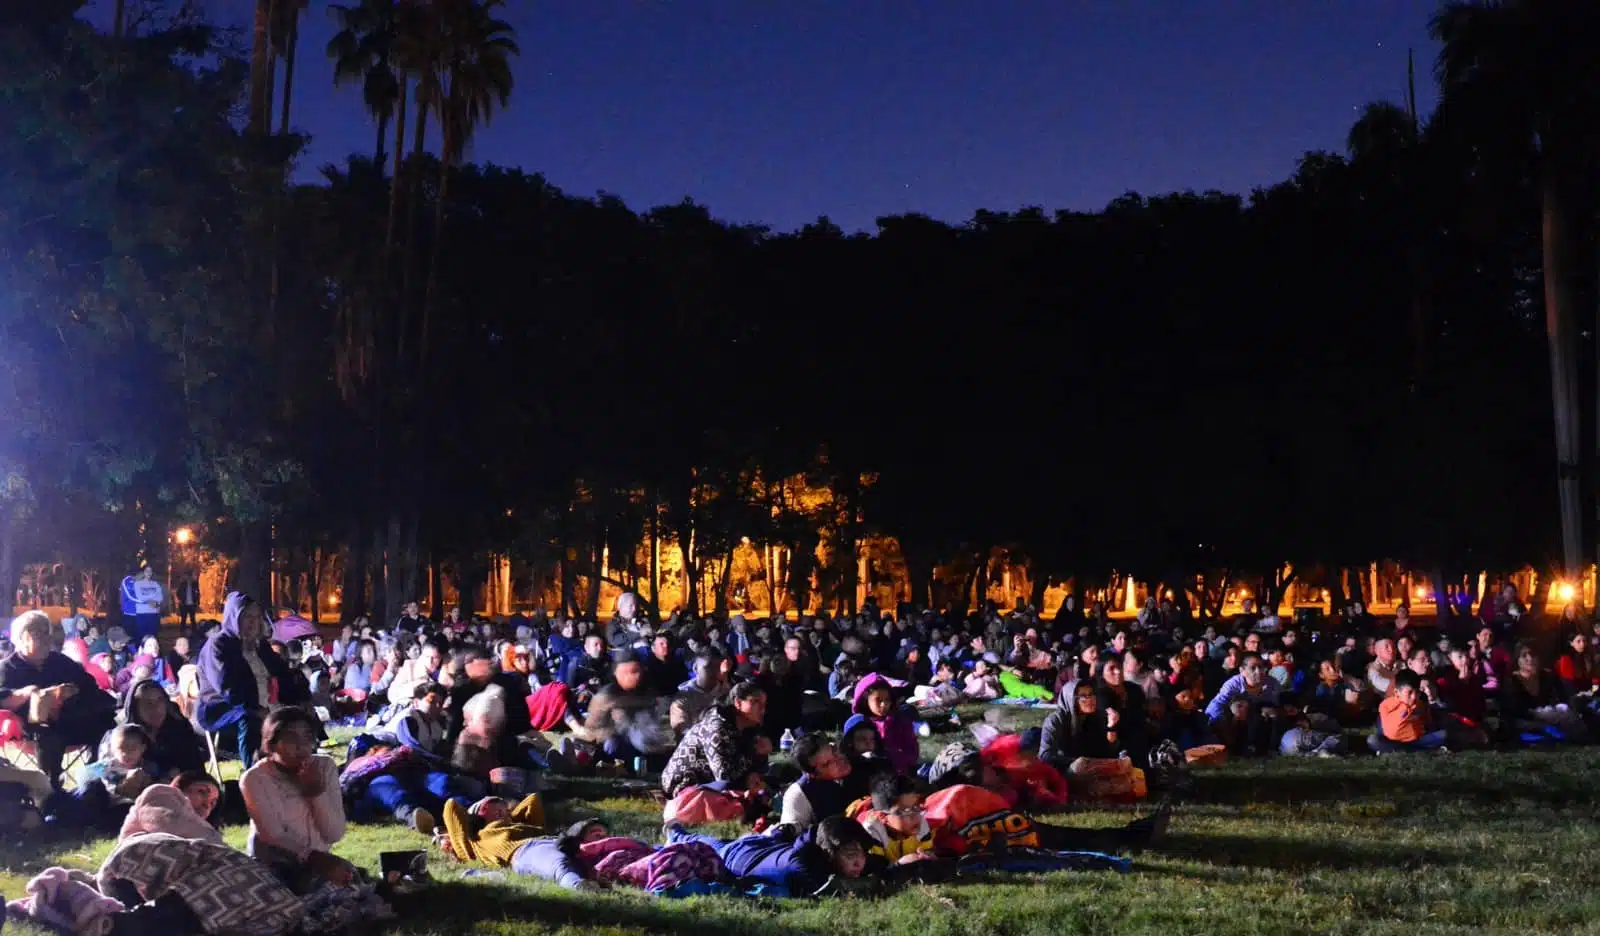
[151,1,1438,231]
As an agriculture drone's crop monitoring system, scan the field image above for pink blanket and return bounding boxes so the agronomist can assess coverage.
[6,867,125,936]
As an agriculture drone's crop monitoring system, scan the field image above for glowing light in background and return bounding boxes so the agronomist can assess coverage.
[1556,582,1576,604]
[173,527,193,545]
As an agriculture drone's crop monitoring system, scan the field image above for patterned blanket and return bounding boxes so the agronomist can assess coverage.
[99,833,304,936]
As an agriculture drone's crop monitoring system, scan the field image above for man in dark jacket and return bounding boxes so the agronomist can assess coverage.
[1,610,116,789]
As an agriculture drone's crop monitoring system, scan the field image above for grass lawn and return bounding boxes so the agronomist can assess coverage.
[5,722,1600,935]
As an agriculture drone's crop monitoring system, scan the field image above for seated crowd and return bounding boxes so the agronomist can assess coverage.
[1,585,1597,931]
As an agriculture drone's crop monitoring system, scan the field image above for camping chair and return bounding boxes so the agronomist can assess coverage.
[204,725,225,780]
[0,711,94,790]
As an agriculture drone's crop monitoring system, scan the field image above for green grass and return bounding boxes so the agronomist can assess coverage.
[7,718,1600,935]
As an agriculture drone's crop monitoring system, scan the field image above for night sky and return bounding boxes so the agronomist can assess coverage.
[134,1,1439,232]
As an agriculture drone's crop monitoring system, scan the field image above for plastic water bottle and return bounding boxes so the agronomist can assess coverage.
[779,729,795,753]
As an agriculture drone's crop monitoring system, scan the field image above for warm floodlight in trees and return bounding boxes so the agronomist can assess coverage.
[173,527,194,545]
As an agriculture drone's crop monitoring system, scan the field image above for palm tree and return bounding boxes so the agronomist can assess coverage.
[328,0,403,166]
[415,0,519,365]
[249,0,273,133]
[1431,0,1600,576]
[273,0,311,134]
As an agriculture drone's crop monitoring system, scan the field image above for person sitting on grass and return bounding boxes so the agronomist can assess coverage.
[1370,670,1448,754]
[962,654,1002,701]
[845,673,920,775]
[1204,653,1290,756]
[1365,638,1400,702]
[779,733,852,831]
[241,706,353,892]
[665,815,874,897]
[445,646,535,770]
[855,772,934,865]
[73,724,159,831]
[670,651,729,737]
[660,680,770,799]
[1039,681,1120,771]
[582,648,667,769]
[1094,658,1149,767]
[1555,629,1599,704]
[346,681,479,834]
[112,679,208,777]
[1157,685,1216,752]
[1501,642,1590,744]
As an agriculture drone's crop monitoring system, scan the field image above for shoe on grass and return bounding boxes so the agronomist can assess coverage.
[411,807,436,835]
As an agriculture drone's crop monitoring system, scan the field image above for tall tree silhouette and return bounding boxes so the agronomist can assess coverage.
[1431,0,1600,577]
[328,0,403,167]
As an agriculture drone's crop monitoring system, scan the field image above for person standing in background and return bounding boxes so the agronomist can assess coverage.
[121,566,165,644]
[176,576,200,633]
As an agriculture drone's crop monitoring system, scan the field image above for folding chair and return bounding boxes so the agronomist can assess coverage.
[0,737,94,791]
[204,726,224,777]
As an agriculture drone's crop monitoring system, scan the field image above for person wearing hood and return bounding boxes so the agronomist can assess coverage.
[1039,680,1120,768]
[195,591,302,766]
[845,673,919,775]
[62,637,114,693]
[106,679,207,776]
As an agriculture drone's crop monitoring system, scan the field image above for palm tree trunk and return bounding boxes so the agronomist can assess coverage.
[1543,168,1584,575]
[278,13,299,135]
[375,110,391,168]
[112,0,126,39]
[248,0,272,133]
[398,98,429,363]
[385,75,408,255]
[420,138,451,368]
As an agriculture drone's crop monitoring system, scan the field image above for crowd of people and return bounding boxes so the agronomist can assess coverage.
[1,582,1598,932]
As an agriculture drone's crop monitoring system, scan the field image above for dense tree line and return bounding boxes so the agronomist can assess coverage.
[0,1,1596,628]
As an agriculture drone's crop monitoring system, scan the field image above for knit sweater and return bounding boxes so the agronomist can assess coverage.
[442,793,548,866]
[240,755,344,861]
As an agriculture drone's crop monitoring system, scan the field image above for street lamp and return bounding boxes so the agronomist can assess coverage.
[174,527,194,546]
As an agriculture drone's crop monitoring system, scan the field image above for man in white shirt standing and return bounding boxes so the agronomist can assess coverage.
[121,566,165,644]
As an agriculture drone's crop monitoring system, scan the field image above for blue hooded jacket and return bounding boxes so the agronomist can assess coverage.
[195,592,299,731]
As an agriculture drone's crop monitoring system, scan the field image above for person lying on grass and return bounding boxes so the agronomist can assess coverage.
[779,733,851,831]
[855,772,934,865]
[438,793,604,891]
[440,796,722,893]
[665,814,873,897]
[922,741,1169,856]
[118,770,222,843]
